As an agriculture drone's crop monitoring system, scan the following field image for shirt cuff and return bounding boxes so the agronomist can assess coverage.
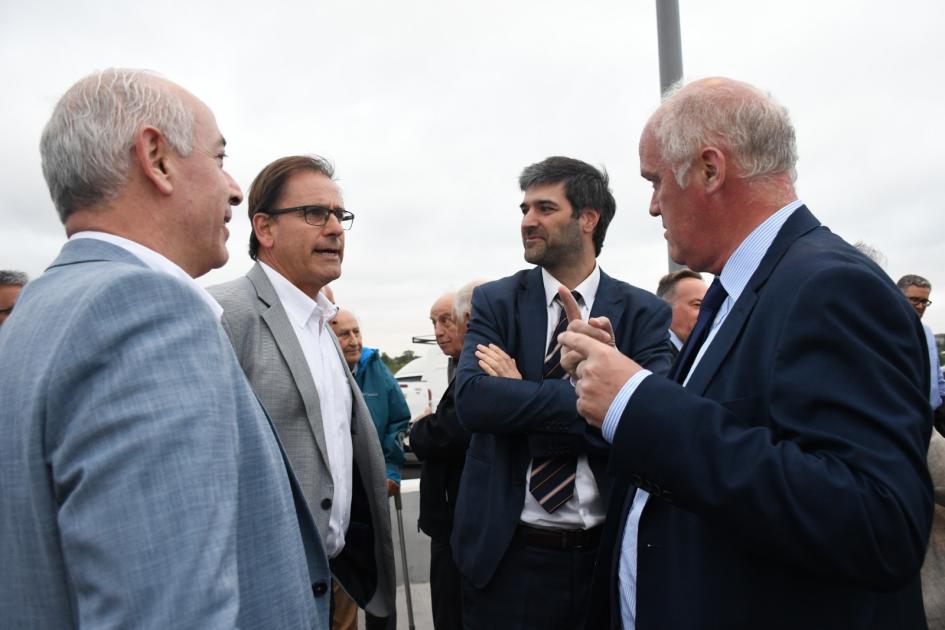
[601,370,652,443]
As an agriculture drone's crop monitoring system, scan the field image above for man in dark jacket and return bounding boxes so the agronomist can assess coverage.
[409,283,480,630]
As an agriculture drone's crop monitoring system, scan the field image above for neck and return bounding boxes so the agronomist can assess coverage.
[66,207,200,277]
[258,252,323,299]
[544,256,596,290]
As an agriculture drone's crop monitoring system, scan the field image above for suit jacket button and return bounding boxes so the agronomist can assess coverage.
[312,582,328,597]
[321,498,332,510]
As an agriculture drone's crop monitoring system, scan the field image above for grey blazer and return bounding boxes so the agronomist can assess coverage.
[210,262,396,617]
[0,239,329,629]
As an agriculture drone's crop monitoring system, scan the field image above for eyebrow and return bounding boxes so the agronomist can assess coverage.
[520,198,559,210]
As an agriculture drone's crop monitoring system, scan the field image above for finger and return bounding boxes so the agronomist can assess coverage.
[567,319,612,345]
[588,316,615,346]
[488,343,511,359]
[557,285,584,322]
[559,329,608,356]
[478,358,498,376]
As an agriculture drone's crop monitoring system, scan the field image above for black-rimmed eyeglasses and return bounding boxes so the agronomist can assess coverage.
[261,205,355,230]
[908,297,933,307]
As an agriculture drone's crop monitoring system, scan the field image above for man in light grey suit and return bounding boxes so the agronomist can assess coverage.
[0,69,330,629]
[209,155,396,626]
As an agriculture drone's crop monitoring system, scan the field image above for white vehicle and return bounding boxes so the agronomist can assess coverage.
[395,341,450,420]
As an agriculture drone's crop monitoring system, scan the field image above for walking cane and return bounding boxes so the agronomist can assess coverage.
[392,489,416,630]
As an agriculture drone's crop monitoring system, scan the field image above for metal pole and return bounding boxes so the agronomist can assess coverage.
[655,0,685,271]
[393,490,416,630]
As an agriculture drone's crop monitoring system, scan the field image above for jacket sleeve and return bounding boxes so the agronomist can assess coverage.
[409,382,469,460]
[611,264,933,590]
[455,286,585,437]
[381,367,410,483]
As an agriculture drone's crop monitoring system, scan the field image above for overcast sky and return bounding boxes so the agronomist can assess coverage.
[2,1,943,356]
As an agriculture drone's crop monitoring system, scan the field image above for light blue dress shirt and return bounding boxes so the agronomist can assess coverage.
[923,323,945,410]
[600,200,804,629]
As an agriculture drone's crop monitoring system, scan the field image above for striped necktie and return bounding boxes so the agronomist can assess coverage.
[529,290,582,512]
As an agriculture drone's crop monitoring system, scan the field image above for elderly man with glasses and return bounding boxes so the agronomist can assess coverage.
[209,155,396,629]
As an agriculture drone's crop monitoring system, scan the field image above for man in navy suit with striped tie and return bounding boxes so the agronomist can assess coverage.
[452,156,672,629]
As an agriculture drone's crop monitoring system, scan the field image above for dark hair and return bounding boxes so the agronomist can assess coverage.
[656,269,703,299]
[518,156,615,256]
[896,274,931,291]
[247,155,335,260]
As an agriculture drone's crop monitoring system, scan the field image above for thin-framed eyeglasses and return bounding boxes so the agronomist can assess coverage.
[908,297,932,307]
[261,205,355,230]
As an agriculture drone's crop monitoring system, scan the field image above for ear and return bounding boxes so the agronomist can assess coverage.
[134,125,174,195]
[579,208,600,235]
[252,212,276,249]
[700,146,726,194]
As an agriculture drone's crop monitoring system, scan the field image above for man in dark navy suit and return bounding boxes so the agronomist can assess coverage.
[452,156,672,629]
[559,78,933,629]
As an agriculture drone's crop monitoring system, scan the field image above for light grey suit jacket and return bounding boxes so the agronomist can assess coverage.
[210,262,396,617]
[923,430,945,628]
[0,239,329,629]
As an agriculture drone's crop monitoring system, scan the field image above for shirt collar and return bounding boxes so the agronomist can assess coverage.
[668,329,683,350]
[70,231,224,319]
[540,263,601,308]
[717,200,804,303]
[259,261,338,330]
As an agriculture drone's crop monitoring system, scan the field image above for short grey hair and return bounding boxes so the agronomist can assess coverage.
[897,274,931,291]
[655,78,798,187]
[453,279,486,323]
[40,68,196,223]
[0,270,28,286]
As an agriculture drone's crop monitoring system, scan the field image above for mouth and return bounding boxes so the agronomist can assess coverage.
[313,248,341,260]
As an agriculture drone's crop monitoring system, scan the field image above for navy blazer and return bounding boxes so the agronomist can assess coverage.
[589,207,934,629]
[452,267,672,588]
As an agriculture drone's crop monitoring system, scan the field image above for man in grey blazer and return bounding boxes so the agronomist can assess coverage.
[0,69,330,628]
[209,155,396,626]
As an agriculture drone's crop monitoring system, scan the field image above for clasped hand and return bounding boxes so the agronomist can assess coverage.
[555,286,642,427]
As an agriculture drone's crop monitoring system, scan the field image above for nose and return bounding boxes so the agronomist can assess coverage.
[648,192,660,217]
[322,210,344,235]
[225,170,244,206]
[521,207,538,229]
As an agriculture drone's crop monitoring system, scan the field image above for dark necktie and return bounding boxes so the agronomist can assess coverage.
[529,290,582,513]
[670,277,728,383]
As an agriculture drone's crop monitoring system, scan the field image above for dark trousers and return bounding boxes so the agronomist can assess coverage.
[461,527,599,630]
[430,539,463,630]
[365,612,395,629]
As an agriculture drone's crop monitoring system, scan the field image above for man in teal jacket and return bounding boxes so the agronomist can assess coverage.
[332,308,411,492]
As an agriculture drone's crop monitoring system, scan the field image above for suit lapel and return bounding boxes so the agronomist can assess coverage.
[247,263,332,468]
[518,268,548,381]
[590,270,623,335]
[684,206,821,394]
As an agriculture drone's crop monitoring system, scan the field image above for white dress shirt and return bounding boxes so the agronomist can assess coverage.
[70,231,223,319]
[601,199,804,629]
[520,264,606,530]
[260,262,354,558]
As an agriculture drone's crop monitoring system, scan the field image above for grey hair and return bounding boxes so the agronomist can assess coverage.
[853,242,887,269]
[655,79,798,187]
[40,68,196,223]
[897,274,931,291]
[453,279,487,323]
[0,270,29,286]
